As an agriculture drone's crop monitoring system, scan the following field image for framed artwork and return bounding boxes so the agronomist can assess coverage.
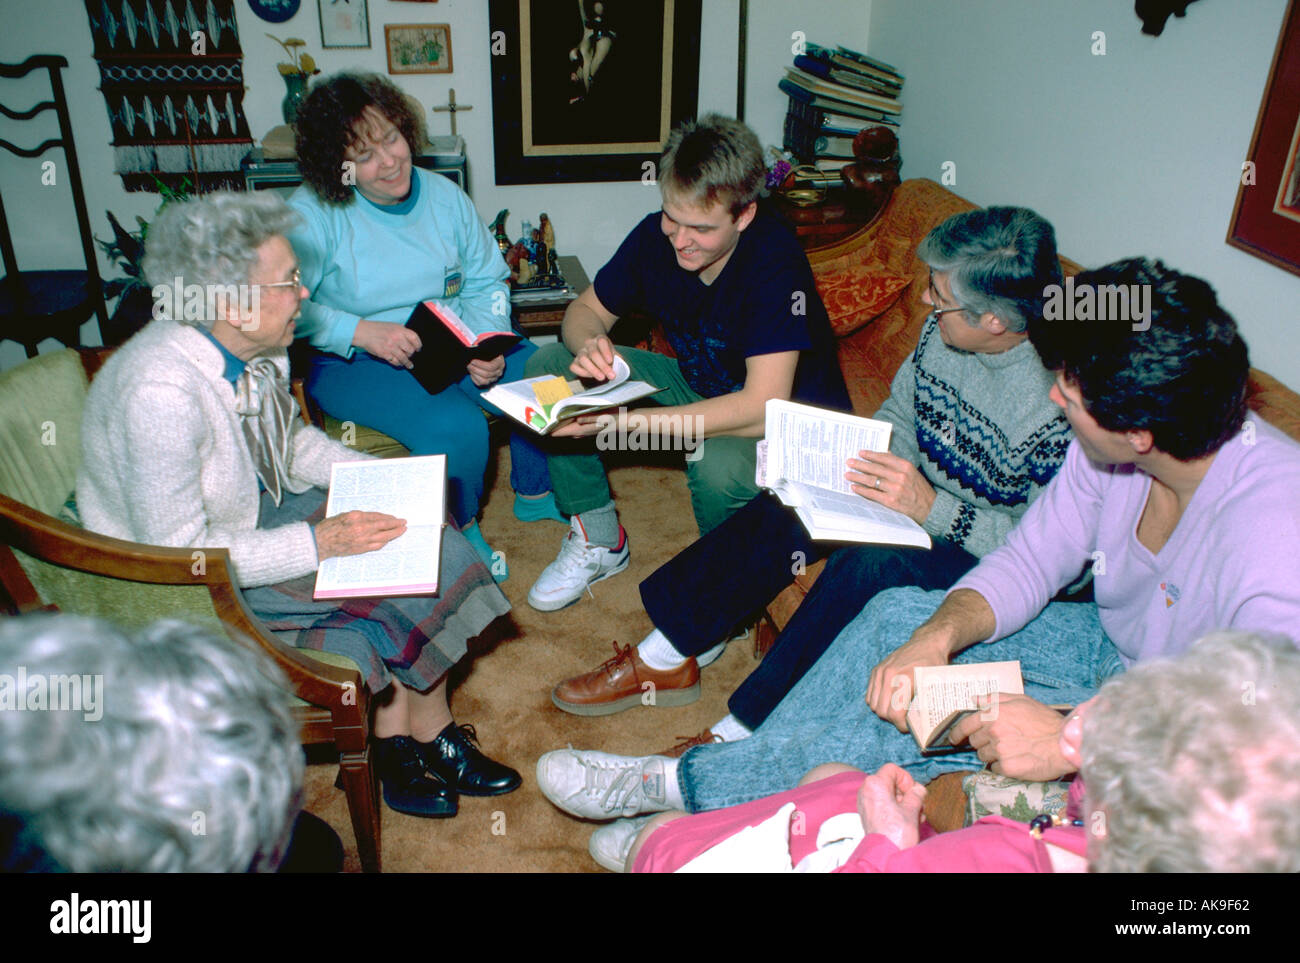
[1227,0,1300,276]
[384,23,453,74]
[489,0,702,185]
[318,0,370,49]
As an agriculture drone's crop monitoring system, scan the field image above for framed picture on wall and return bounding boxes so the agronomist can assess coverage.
[489,0,702,185]
[385,23,454,74]
[1227,0,1300,276]
[319,0,370,49]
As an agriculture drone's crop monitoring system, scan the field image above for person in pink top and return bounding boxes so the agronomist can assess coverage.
[623,630,1300,873]
[535,259,1300,847]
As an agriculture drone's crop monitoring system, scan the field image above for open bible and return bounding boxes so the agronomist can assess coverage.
[906,661,1025,753]
[313,455,447,599]
[404,299,520,395]
[758,399,930,547]
[481,355,660,434]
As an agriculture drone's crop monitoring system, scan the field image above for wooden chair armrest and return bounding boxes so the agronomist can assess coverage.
[0,493,366,715]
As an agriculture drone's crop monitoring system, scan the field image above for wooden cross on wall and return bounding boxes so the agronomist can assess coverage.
[432,89,473,136]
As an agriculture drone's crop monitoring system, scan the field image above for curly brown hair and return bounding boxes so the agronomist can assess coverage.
[294,72,425,204]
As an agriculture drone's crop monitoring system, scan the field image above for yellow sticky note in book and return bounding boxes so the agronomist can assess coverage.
[531,376,573,407]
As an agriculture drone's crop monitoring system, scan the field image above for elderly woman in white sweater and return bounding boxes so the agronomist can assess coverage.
[77,191,519,819]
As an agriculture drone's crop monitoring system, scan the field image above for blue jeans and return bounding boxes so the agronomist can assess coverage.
[639,492,980,727]
[308,337,551,525]
[678,586,1123,813]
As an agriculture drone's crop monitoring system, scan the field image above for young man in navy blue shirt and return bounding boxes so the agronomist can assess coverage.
[525,114,850,612]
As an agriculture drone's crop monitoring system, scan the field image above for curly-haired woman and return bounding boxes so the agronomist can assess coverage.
[288,72,563,580]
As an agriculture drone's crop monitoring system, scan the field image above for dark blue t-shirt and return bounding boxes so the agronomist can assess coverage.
[593,207,851,412]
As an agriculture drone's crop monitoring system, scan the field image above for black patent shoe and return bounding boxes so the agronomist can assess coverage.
[418,723,522,797]
[375,735,458,818]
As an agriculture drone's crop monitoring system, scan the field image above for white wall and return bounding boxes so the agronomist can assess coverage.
[869,0,1300,387]
[0,0,869,370]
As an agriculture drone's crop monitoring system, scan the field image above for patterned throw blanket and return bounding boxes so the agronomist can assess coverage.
[83,0,253,192]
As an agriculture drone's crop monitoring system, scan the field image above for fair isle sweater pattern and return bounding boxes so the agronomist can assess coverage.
[901,320,1071,555]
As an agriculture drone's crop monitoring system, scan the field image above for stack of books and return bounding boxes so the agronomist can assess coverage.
[779,43,904,186]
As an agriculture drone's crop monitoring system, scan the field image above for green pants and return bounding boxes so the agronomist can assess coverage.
[525,343,759,535]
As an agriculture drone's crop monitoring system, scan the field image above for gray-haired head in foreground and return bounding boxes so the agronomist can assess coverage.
[916,206,1062,333]
[658,113,765,218]
[1083,630,1300,873]
[141,191,299,326]
[0,615,303,872]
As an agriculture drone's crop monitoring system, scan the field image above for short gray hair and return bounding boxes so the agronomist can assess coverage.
[916,206,1062,332]
[142,191,299,326]
[0,615,303,872]
[1083,630,1300,873]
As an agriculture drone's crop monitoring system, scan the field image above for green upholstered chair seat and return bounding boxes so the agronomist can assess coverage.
[321,413,410,459]
[0,349,87,514]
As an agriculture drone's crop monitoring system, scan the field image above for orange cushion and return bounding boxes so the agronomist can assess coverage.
[813,253,913,337]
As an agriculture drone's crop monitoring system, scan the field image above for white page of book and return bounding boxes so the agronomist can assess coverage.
[765,399,892,495]
[314,455,446,599]
[785,481,927,534]
[908,662,1024,747]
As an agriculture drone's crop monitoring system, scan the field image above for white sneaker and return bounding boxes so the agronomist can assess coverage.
[696,639,728,668]
[588,815,658,873]
[527,518,630,611]
[535,747,671,820]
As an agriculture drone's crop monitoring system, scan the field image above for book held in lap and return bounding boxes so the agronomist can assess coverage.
[759,399,930,547]
[313,455,447,599]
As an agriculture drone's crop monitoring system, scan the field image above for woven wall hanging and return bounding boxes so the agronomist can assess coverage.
[84,0,253,192]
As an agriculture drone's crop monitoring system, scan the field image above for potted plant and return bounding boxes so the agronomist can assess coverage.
[97,179,192,346]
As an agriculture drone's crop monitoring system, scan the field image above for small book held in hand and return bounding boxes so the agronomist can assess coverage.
[404,299,520,395]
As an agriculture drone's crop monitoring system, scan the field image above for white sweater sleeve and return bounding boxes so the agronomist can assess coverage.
[117,381,320,587]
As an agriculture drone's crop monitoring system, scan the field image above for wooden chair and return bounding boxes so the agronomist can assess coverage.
[0,56,108,357]
[0,348,383,872]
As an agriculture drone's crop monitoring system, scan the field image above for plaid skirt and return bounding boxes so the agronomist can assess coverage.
[242,489,511,693]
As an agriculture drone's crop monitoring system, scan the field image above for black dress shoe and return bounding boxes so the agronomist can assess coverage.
[374,735,458,818]
[418,723,522,797]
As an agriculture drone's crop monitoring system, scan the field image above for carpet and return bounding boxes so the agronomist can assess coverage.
[300,441,762,872]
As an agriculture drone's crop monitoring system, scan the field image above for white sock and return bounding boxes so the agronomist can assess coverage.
[641,756,684,810]
[637,627,688,671]
[712,713,753,743]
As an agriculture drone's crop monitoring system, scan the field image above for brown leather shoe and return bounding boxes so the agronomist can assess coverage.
[552,642,700,716]
[658,728,723,759]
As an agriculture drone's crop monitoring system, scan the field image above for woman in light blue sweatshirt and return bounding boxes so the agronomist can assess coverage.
[288,73,564,579]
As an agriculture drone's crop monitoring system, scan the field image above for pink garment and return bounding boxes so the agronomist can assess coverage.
[632,772,1088,874]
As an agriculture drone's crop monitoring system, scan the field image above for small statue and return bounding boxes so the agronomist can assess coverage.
[493,211,566,288]
[490,209,512,254]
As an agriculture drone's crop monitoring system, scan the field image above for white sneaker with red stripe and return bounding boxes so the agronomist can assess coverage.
[527,516,630,611]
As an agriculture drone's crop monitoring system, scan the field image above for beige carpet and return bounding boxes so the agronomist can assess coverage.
[301,440,762,872]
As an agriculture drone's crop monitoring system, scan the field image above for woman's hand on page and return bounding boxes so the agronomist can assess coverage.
[315,511,407,561]
[846,450,936,524]
[467,355,506,387]
[353,320,422,369]
[569,335,619,382]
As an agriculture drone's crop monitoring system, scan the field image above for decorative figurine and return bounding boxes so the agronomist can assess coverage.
[492,210,566,289]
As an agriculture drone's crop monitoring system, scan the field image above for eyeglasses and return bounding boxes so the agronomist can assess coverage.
[926,268,968,325]
[256,267,301,291]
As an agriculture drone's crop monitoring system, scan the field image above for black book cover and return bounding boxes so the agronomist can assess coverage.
[404,300,521,395]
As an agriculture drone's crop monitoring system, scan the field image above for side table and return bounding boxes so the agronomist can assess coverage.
[512,255,588,339]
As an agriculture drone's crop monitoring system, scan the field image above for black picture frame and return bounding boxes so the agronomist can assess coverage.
[489,0,701,185]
